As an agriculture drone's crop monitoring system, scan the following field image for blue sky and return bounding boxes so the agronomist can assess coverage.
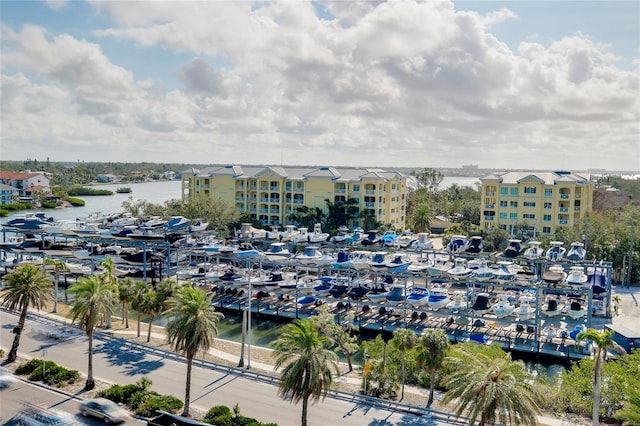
[1,1,638,171]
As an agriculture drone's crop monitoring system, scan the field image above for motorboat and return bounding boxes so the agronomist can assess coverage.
[541,295,565,317]
[447,258,473,281]
[469,292,492,313]
[523,241,545,259]
[279,225,300,242]
[383,254,411,273]
[491,261,517,282]
[349,251,374,271]
[308,223,330,243]
[587,266,609,294]
[566,242,587,262]
[566,299,587,319]
[188,218,209,232]
[465,236,484,254]
[514,295,536,321]
[447,235,469,254]
[546,241,566,261]
[411,232,433,251]
[264,242,291,262]
[380,231,399,246]
[470,259,494,282]
[491,294,515,319]
[426,256,453,277]
[447,290,468,313]
[393,231,416,249]
[566,266,588,286]
[164,216,191,232]
[427,286,450,310]
[293,246,325,265]
[138,216,167,230]
[360,230,382,246]
[503,239,524,258]
[385,283,410,306]
[236,223,269,240]
[297,295,318,307]
[405,287,429,307]
[542,264,567,285]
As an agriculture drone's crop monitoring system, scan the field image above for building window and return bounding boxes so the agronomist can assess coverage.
[510,201,518,208]
[500,201,507,207]
[523,201,536,207]
[544,188,553,197]
[524,187,537,194]
[544,202,552,209]
[543,214,551,222]
[352,184,360,192]
[509,213,517,220]
[523,213,535,220]
[543,226,551,234]
[500,187,508,195]
[510,188,518,196]
[499,212,507,220]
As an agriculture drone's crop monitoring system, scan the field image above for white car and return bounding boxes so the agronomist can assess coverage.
[0,367,17,388]
[80,398,128,424]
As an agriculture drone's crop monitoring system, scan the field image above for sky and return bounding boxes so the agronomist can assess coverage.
[1,0,639,172]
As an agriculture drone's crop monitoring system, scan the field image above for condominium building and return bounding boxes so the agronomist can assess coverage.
[480,171,593,236]
[181,165,408,229]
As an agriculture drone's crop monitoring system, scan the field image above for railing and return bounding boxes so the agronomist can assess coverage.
[485,191,495,196]
[574,206,581,211]
[560,194,569,199]
[335,189,346,194]
[485,204,495,209]
[365,190,375,194]
[559,219,568,225]
[559,207,569,213]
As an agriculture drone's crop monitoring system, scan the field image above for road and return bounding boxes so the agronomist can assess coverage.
[0,310,460,426]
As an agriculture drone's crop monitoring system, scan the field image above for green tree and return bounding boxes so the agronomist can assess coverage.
[411,204,433,233]
[1,263,54,363]
[288,206,325,230]
[272,319,339,426]
[118,277,135,328]
[413,168,444,191]
[69,274,116,389]
[310,304,358,373]
[142,279,179,343]
[577,328,626,425]
[324,198,360,232]
[99,256,119,328]
[165,286,223,417]
[416,328,450,407]
[43,258,69,313]
[616,385,640,426]
[442,343,542,426]
[130,280,151,338]
[391,328,416,401]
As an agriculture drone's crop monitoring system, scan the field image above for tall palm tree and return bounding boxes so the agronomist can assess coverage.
[43,258,69,313]
[99,256,119,328]
[416,328,450,407]
[118,277,135,328]
[130,280,151,338]
[391,328,415,401]
[411,204,433,233]
[165,286,223,417]
[442,344,543,426]
[1,263,54,363]
[272,319,339,426]
[577,328,626,426]
[69,274,116,389]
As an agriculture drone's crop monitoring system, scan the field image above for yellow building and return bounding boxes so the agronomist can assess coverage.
[480,171,593,237]
[181,165,408,229]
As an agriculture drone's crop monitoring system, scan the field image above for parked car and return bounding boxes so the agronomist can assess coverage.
[79,398,127,424]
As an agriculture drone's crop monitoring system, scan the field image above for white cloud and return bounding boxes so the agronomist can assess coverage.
[1,0,638,170]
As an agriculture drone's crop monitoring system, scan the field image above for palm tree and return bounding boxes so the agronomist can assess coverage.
[416,328,450,407]
[43,258,69,313]
[165,286,223,417]
[577,328,626,425]
[118,277,135,328]
[142,279,179,342]
[99,257,119,328]
[391,328,415,401]
[69,274,116,389]
[130,280,151,338]
[411,204,433,233]
[1,263,54,363]
[442,344,542,426]
[272,319,339,426]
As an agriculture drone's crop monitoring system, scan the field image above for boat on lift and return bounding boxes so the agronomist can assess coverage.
[546,241,566,261]
[566,242,587,262]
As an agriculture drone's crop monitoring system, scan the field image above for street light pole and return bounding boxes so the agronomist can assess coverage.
[363,348,369,395]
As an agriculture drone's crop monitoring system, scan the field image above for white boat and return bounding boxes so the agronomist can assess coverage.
[425,255,453,277]
[542,264,567,285]
[411,232,433,250]
[471,259,494,282]
[566,266,588,286]
[236,223,269,240]
[279,225,300,242]
[546,241,566,261]
[491,294,515,319]
[406,287,429,307]
[447,290,468,313]
[427,286,450,310]
[491,261,517,282]
[385,283,410,306]
[308,223,330,243]
[523,241,545,259]
[292,246,329,265]
[447,235,469,254]
[447,258,473,281]
[188,218,209,232]
[566,242,587,262]
[566,299,587,319]
[264,242,291,262]
[349,251,374,271]
[514,295,536,321]
[541,295,565,317]
[503,239,524,258]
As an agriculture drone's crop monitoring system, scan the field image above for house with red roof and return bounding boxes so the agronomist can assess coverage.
[0,170,51,204]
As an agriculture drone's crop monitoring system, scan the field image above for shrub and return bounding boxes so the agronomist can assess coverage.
[67,197,85,206]
[134,394,183,418]
[204,405,232,423]
[15,359,79,387]
[41,201,57,208]
[98,377,152,404]
[0,209,8,217]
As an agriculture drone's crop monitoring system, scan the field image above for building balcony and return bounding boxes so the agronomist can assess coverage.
[270,209,280,214]
[485,191,495,196]
[365,202,375,207]
[484,216,495,221]
[559,219,569,225]
[293,199,304,204]
[335,188,346,194]
[260,208,269,214]
[259,186,268,191]
[365,190,375,195]
[559,207,569,213]
[270,186,279,191]
[236,197,245,202]
[574,206,581,211]
[199,184,209,189]
[485,204,495,209]
[560,194,570,199]
[259,197,269,203]
[269,198,280,203]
